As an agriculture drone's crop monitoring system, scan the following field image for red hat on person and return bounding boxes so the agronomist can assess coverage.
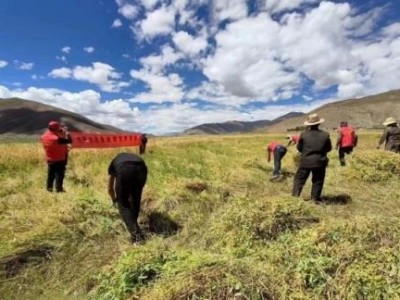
[48,121,60,131]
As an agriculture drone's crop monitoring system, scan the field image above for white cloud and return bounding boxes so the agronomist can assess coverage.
[0,85,141,130]
[264,0,320,14]
[172,31,208,56]
[138,5,176,38]
[203,13,300,103]
[49,67,72,79]
[61,46,71,54]
[140,0,159,10]
[129,45,185,102]
[118,3,138,20]
[84,47,95,53]
[0,60,8,68]
[49,62,130,92]
[212,0,248,23]
[139,45,183,73]
[14,60,35,70]
[130,70,184,103]
[56,55,67,62]
[111,18,123,28]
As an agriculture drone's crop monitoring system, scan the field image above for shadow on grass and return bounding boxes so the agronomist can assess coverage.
[0,245,54,278]
[145,211,181,236]
[321,194,352,205]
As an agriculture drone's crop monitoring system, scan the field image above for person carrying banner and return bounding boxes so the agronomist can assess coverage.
[139,134,148,155]
[292,114,332,203]
[377,117,400,153]
[108,152,148,243]
[336,121,358,166]
[267,141,287,180]
[40,121,72,192]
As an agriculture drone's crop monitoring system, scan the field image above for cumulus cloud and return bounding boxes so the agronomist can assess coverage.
[61,46,71,54]
[118,3,138,20]
[264,0,321,14]
[0,85,141,130]
[129,45,185,102]
[172,31,208,56]
[49,67,71,79]
[84,47,95,53]
[111,18,123,28]
[199,1,400,103]
[140,0,159,10]
[13,60,35,70]
[0,60,8,68]
[49,62,130,92]
[138,5,176,38]
[212,0,249,23]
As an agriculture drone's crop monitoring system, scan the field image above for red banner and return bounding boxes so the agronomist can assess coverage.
[70,132,142,148]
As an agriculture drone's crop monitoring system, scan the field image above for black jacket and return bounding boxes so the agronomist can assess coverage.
[297,128,332,168]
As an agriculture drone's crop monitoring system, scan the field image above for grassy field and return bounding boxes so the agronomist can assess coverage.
[1,132,400,299]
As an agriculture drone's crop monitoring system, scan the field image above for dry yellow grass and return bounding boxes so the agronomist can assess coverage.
[1,131,399,299]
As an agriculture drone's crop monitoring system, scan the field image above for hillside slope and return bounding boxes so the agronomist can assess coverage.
[0,98,123,135]
[266,90,400,132]
[183,112,304,135]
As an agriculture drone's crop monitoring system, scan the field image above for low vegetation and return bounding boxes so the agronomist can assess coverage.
[1,132,399,299]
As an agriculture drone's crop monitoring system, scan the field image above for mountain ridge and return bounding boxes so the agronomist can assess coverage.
[0,98,124,135]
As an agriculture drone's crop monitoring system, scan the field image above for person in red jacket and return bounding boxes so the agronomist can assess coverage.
[286,134,300,147]
[267,141,287,180]
[41,121,72,192]
[336,121,357,166]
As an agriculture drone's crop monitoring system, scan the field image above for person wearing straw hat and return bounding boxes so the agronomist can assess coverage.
[377,117,400,153]
[292,114,332,203]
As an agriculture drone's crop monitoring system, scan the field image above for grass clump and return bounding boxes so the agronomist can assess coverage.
[345,150,400,182]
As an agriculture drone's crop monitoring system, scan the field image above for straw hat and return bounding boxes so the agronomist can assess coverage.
[383,117,397,126]
[304,113,325,126]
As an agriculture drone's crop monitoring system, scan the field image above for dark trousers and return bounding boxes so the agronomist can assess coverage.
[338,147,353,166]
[292,166,326,201]
[273,147,287,175]
[116,163,148,237]
[139,144,147,154]
[47,161,66,192]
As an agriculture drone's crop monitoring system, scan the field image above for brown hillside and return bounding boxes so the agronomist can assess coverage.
[0,98,124,135]
[265,90,400,132]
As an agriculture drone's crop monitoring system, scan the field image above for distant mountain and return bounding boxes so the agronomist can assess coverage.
[0,98,124,135]
[265,90,400,132]
[183,112,305,135]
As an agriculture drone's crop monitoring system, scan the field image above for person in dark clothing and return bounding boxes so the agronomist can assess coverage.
[336,121,358,166]
[139,134,148,155]
[292,114,332,203]
[267,141,287,180]
[108,152,148,243]
[377,117,400,153]
[40,121,72,192]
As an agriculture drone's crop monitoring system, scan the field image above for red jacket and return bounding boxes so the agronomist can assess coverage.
[338,126,357,147]
[267,141,279,153]
[41,130,68,162]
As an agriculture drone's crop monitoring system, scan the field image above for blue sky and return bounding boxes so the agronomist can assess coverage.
[0,0,399,134]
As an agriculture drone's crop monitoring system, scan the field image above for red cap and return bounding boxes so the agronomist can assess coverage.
[48,121,60,131]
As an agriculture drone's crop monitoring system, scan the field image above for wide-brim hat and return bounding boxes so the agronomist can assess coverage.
[304,113,325,126]
[383,117,397,126]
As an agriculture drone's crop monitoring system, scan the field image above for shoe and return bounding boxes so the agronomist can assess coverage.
[47,188,53,192]
[56,189,66,193]
[270,175,280,181]
[312,199,322,205]
[130,233,145,244]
